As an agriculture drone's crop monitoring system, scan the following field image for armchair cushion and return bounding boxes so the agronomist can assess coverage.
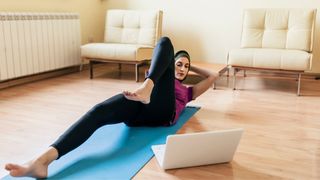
[228,48,311,71]
[81,43,153,61]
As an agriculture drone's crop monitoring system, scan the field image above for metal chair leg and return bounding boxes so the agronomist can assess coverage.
[80,58,85,71]
[297,73,301,96]
[233,68,238,90]
[89,61,93,79]
[79,63,83,71]
[226,67,230,88]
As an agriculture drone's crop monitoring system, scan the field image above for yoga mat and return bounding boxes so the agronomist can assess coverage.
[3,106,200,180]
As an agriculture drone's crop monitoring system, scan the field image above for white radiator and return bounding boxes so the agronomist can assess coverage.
[0,12,81,81]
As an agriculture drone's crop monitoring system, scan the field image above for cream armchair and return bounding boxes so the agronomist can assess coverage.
[228,9,316,95]
[81,9,163,82]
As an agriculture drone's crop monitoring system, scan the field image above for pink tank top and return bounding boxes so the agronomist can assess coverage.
[170,79,193,125]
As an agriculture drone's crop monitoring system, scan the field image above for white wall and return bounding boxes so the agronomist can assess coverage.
[103,0,320,74]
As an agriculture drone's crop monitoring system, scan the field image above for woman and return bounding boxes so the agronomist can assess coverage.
[4,37,218,178]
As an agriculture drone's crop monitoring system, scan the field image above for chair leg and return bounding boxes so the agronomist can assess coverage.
[233,68,238,90]
[89,61,93,79]
[225,67,230,88]
[244,70,247,77]
[79,62,83,72]
[118,63,122,77]
[118,63,122,71]
[80,58,85,71]
[297,73,301,96]
[135,64,139,82]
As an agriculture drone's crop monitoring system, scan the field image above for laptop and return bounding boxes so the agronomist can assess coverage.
[151,128,243,170]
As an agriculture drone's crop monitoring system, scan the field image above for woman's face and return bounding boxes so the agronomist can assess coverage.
[175,57,190,80]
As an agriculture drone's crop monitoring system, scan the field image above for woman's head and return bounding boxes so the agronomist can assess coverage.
[174,50,190,81]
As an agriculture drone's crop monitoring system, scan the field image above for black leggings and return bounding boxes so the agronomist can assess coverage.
[51,37,176,158]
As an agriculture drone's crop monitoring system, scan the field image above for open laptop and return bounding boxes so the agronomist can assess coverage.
[151,128,243,170]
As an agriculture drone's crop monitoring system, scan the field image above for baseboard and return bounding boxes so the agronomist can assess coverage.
[0,66,81,90]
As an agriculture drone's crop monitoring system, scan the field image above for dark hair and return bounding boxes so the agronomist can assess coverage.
[174,50,191,82]
[174,50,190,62]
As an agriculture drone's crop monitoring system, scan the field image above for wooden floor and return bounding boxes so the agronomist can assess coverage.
[0,64,320,179]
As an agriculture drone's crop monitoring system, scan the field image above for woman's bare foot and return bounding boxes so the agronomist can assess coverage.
[4,147,58,178]
[123,78,154,104]
[5,159,48,178]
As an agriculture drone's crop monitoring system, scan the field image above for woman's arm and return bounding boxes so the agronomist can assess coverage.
[189,65,219,99]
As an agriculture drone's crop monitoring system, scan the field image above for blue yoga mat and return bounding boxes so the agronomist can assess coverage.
[3,106,200,180]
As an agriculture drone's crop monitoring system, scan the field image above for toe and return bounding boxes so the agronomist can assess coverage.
[5,164,11,170]
[5,163,17,170]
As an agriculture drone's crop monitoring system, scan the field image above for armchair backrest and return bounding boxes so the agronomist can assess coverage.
[104,9,163,46]
[241,9,316,52]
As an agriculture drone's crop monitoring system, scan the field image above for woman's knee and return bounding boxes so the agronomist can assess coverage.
[158,36,173,48]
